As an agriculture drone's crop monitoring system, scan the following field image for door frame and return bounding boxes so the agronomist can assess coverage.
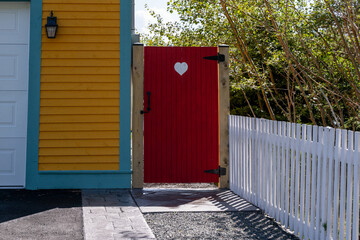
[131,44,230,188]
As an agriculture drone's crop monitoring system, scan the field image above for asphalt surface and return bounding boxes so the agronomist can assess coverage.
[0,190,83,240]
[144,211,299,240]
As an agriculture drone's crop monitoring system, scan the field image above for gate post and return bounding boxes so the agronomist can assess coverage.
[132,43,144,188]
[218,45,230,189]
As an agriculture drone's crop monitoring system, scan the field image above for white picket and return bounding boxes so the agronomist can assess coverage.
[276,121,281,221]
[320,127,329,240]
[310,125,318,240]
[326,128,336,240]
[289,122,296,230]
[280,122,286,225]
[231,116,235,191]
[294,123,302,236]
[332,129,342,240]
[284,122,291,228]
[263,119,268,210]
[263,121,270,213]
[345,130,353,240]
[299,124,307,237]
[315,126,323,240]
[305,125,312,239]
[339,130,348,240]
[251,117,256,202]
[239,117,243,196]
[245,116,249,200]
[353,133,359,240]
[245,117,250,199]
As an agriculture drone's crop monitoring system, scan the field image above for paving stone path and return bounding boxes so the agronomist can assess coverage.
[82,190,155,240]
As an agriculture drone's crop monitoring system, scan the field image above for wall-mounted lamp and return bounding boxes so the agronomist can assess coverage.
[45,11,58,38]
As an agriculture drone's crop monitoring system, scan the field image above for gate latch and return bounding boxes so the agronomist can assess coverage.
[203,53,225,63]
[204,166,226,177]
[141,91,151,114]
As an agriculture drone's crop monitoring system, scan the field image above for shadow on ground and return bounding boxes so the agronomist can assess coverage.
[144,211,299,239]
[132,189,260,213]
[226,212,299,239]
[0,190,83,240]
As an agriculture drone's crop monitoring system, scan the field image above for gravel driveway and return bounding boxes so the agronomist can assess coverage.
[144,211,299,240]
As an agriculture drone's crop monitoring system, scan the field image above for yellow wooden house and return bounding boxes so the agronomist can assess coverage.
[0,0,132,189]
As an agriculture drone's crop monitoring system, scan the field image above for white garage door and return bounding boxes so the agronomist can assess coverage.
[0,2,30,187]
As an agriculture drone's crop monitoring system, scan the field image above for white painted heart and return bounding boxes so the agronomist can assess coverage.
[174,62,188,76]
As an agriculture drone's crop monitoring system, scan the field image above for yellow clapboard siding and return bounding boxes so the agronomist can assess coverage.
[39,147,118,156]
[40,114,119,123]
[40,0,120,171]
[42,12,119,20]
[40,131,119,140]
[42,19,119,27]
[39,139,119,148]
[41,67,119,75]
[40,106,118,115]
[41,75,119,83]
[43,4,119,12]
[41,91,119,99]
[42,50,119,58]
[41,83,119,91]
[39,155,118,164]
[39,163,119,171]
[42,36,119,43]
[42,59,119,67]
[40,99,119,107]
[44,28,120,35]
[42,43,119,51]
[40,123,119,131]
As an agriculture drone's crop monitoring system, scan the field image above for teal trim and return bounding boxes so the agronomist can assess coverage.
[36,173,131,189]
[39,170,133,175]
[24,0,133,189]
[119,0,132,172]
[26,0,42,190]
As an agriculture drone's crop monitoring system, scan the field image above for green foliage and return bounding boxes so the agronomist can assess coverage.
[143,0,360,130]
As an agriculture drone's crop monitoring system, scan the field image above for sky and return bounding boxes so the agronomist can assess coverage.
[135,0,179,35]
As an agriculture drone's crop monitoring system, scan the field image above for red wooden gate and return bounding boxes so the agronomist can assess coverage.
[144,47,219,183]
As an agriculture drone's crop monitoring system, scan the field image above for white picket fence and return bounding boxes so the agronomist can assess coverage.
[229,115,360,240]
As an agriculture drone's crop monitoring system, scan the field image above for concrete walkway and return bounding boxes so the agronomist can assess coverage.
[82,190,155,240]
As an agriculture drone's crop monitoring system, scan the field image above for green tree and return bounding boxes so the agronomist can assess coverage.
[142,0,360,130]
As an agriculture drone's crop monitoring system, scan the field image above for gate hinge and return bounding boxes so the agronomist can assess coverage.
[203,53,225,63]
[204,166,226,177]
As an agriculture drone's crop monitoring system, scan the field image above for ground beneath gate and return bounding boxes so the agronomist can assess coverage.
[134,184,299,239]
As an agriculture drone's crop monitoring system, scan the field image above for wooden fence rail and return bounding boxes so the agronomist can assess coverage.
[229,115,360,240]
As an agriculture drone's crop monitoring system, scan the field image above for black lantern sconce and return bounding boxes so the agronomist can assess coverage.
[45,11,58,38]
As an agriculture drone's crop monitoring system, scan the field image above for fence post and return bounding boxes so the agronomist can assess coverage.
[132,43,144,188]
[218,45,230,189]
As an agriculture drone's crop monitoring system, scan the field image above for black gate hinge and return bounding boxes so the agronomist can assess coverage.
[203,53,225,63]
[204,166,226,177]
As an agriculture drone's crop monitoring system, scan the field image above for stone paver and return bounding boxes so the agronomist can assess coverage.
[132,189,260,213]
[82,190,155,240]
